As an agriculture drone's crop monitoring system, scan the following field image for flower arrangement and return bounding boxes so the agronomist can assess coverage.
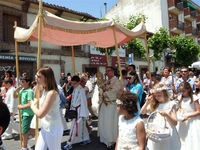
[150,86,167,94]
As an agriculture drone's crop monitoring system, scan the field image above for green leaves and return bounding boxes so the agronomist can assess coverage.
[171,36,200,67]
[95,47,115,55]
[124,14,146,59]
[147,28,171,60]
[147,27,200,66]
[125,39,146,58]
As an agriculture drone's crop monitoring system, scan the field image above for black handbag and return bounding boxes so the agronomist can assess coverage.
[65,110,77,119]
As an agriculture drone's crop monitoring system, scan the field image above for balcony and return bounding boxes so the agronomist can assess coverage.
[185,26,197,37]
[184,8,196,21]
[168,0,183,15]
[169,19,184,34]
[197,15,200,24]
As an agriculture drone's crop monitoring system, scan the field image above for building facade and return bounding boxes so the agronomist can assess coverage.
[0,0,99,83]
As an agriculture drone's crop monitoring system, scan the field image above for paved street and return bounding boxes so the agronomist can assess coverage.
[3,119,108,150]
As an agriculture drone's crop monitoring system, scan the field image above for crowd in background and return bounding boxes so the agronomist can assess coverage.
[0,64,200,150]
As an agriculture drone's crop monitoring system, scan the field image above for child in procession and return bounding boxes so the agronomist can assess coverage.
[176,81,200,150]
[30,66,63,150]
[140,83,180,150]
[115,91,146,150]
[13,76,34,150]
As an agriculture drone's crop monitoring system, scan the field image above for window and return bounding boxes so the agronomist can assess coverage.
[169,13,177,21]
[62,45,82,51]
[3,14,20,43]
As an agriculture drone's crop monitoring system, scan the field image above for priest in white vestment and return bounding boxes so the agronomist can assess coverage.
[98,66,121,148]
[64,76,90,150]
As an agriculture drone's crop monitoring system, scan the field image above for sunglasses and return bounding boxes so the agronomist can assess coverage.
[125,76,135,80]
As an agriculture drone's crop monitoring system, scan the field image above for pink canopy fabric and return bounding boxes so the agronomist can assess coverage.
[14,10,146,48]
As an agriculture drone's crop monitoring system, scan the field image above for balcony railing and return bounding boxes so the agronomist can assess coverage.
[169,19,184,33]
[185,26,197,36]
[197,15,200,24]
[184,8,196,21]
[168,0,183,14]
[176,2,184,11]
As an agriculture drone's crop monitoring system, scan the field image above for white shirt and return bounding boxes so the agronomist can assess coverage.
[4,86,17,114]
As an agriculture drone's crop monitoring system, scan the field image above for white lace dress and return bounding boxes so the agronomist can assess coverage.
[147,101,181,150]
[117,115,144,150]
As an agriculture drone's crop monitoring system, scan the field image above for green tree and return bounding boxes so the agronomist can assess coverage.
[124,14,146,58]
[147,27,171,60]
[171,36,200,67]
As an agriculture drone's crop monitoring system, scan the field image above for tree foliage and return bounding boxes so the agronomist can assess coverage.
[126,39,146,58]
[124,14,146,58]
[147,27,171,60]
[171,36,200,67]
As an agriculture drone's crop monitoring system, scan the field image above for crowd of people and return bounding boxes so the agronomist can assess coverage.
[0,64,200,150]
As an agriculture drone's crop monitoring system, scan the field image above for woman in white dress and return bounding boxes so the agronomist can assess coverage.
[30,66,63,150]
[177,82,200,150]
[115,91,146,150]
[140,83,180,150]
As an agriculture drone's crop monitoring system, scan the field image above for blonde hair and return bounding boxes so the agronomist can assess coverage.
[150,83,170,111]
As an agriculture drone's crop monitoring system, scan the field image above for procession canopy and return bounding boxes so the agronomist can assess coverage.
[14,10,146,48]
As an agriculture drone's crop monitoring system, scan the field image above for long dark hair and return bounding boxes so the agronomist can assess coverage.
[129,70,140,85]
[179,82,193,105]
[37,66,58,93]
[195,77,200,95]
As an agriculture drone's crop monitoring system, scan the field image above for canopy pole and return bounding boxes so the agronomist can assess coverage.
[112,28,123,85]
[35,0,43,144]
[14,21,22,149]
[144,33,151,85]
[105,48,109,66]
[71,46,76,75]
[171,65,174,99]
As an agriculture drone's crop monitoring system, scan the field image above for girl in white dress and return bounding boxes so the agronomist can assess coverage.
[30,66,63,150]
[140,83,180,150]
[115,91,146,150]
[177,81,200,150]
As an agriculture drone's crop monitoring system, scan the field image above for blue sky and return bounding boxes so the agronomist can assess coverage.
[43,0,200,18]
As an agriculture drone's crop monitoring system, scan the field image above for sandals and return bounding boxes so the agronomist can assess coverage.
[107,143,116,149]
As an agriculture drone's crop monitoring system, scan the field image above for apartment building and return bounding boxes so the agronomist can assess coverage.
[0,0,98,83]
[105,0,200,73]
[168,0,200,43]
